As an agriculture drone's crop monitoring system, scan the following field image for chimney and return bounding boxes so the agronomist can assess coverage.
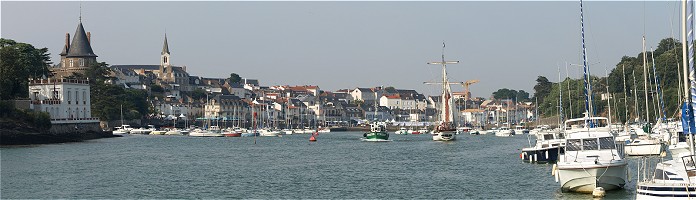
[87,32,91,43]
[65,33,70,49]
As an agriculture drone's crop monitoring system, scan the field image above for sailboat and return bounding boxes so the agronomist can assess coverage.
[635,0,696,198]
[113,104,131,134]
[552,0,627,193]
[426,43,459,141]
[363,88,390,142]
[624,39,666,156]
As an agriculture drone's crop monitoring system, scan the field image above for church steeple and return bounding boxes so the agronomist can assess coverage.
[162,33,170,55]
[160,33,172,82]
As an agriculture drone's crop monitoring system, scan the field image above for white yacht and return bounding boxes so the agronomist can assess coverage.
[395,127,408,135]
[113,124,133,134]
[164,128,183,135]
[554,117,627,193]
[259,128,280,137]
[636,153,696,199]
[521,129,565,163]
[624,137,665,156]
[189,126,223,137]
[495,127,514,137]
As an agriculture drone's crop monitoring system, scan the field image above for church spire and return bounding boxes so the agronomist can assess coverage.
[162,33,170,55]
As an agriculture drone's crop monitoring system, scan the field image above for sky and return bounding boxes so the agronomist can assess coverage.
[1,1,683,98]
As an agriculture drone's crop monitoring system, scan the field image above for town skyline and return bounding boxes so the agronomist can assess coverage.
[2,1,680,97]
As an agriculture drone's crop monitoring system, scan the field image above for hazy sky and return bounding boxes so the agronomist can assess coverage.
[1,1,682,97]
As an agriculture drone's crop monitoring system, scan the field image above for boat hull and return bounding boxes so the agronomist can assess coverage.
[189,132,223,137]
[223,133,241,137]
[363,131,389,141]
[432,131,456,141]
[241,132,259,137]
[557,163,627,193]
[636,182,696,199]
[625,143,664,156]
[521,146,563,163]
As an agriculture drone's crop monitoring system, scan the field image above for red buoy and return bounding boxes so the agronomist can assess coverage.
[309,135,317,142]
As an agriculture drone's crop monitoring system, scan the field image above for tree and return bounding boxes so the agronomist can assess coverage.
[533,76,552,101]
[0,38,52,100]
[229,73,242,84]
[190,88,206,101]
[516,90,530,101]
[493,88,517,100]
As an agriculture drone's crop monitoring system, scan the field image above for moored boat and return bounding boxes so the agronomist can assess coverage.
[362,122,389,142]
[554,117,627,193]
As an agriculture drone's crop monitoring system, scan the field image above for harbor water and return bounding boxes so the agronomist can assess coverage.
[2,132,651,199]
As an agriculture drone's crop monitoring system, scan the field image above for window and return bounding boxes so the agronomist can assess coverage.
[79,58,84,67]
[83,91,86,104]
[583,138,599,150]
[67,90,71,104]
[599,137,615,150]
[75,91,79,104]
[69,59,74,67]
[566,139,582,151]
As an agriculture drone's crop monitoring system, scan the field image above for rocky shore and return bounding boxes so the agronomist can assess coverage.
[0,118,119,145]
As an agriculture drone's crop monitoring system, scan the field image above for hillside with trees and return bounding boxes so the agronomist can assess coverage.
[534,38,683,124]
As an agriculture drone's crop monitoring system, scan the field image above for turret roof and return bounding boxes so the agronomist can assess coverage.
[66,22,97,58]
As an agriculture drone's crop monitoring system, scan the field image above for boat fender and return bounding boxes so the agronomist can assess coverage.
[520,153,523,159]
[533,154,537,162]
[363,133,367,137]
[592,187,605,198]
[545,151,548,159]
[551,164,557,176]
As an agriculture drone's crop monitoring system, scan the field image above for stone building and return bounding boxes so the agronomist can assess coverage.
[52,20,98,78]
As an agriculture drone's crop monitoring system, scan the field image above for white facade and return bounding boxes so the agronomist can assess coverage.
[351,88,382,104]
[379,95,418,110]
[28,78,98,123]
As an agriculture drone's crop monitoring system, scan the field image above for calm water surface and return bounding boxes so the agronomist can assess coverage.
[2,132,648,199]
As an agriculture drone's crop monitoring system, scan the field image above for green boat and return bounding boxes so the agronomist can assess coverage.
[363,122,389,141]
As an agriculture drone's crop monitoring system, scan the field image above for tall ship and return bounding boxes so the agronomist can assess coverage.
[426,43,460,141]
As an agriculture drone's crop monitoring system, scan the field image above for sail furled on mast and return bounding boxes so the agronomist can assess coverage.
[683,0,696,135]
[579,0,594,126]
[651,48,667,122]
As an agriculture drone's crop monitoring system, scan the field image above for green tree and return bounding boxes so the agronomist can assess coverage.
[229,73,242,84]
[493,88,517,100]
[516,90,530,101]
[533,76,552,102]
[0,38,52,100]
[190,88,206,101]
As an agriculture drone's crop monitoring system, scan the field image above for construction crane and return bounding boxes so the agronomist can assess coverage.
[459,80,480,101]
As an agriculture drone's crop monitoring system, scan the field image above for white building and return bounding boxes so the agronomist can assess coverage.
[28,78,98,123]
[350,87,383,105]
[379,94,418,110]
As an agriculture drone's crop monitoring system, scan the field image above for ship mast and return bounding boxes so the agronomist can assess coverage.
[427,42,459,126]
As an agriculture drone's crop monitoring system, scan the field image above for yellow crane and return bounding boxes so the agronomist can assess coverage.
[460,80,480,101]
